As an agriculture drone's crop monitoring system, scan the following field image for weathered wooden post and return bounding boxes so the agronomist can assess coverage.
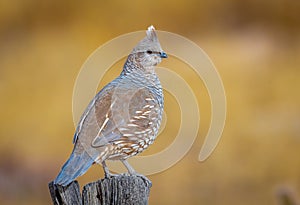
[49,175,152,205]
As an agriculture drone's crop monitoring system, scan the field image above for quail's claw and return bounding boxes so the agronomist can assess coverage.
[129,172,152,186]
[105,172,119,178]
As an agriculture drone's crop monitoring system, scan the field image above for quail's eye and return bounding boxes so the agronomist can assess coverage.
[146,50,153,54]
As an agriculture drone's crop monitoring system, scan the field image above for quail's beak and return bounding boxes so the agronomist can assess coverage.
[160,51,168,58]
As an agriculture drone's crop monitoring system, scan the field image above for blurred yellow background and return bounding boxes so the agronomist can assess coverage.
[1,0,300,204]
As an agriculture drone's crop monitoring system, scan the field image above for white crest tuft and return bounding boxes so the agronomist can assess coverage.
[147,25,155,32]
[146,25,157,41]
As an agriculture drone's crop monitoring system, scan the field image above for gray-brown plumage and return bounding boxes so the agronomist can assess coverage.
[55,26,167,186]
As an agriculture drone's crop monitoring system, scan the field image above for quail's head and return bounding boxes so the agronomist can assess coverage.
[131,25,167,68]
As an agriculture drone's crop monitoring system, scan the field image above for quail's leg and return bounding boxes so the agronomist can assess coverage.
[121,160,136,174]
[102,161,117,178]
[121,160,152,185]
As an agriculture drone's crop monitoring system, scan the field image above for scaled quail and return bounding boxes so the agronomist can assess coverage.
[54,26,167,186]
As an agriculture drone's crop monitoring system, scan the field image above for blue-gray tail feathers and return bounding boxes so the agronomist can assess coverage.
[54,150,94,186]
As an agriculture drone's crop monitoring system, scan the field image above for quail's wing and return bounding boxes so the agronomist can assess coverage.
[73,85,162,148]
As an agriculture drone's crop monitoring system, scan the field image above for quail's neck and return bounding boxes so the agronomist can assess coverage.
[122,65,159,85]
[121,57,159,85]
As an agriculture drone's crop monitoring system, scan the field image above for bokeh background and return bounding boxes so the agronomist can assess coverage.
[1,0,300,204]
